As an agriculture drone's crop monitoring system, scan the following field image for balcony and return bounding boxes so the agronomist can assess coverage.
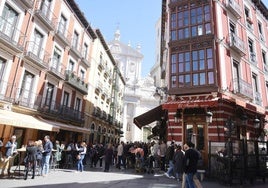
[70,41,82,58]
[0,16,25,53]
[92,106,101,117]
[65,70,88,95]
[35,0,57,31]
[24,41,50,69]
[228,33,246,56]
[16,0,34,8]
[233,78,253,100]
[101,110,108,121]
[225,0,242,18]
[55,22,72,47]
[81,48,90,67]
[38,101,84,123]
[48,58,66,80]
[254,92,262,106]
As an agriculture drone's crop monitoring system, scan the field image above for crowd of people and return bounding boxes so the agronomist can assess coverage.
[0,136,204,188]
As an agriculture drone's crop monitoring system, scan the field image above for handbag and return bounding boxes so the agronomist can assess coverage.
[76,154,81,160]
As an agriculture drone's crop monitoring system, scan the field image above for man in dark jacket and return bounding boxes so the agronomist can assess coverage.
[41,135,53,177]
[183,142,199,188]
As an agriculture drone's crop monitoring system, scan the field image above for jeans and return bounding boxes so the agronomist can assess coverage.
[77,154,85,172]
[185,172,195,188]
[166,160,174,176]
[42,155,51,175]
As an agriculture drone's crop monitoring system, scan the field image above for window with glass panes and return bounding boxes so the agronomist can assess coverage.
[170,3,211,41]
[170,48,214,88]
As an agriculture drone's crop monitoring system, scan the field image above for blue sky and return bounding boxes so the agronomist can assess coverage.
[75,0,268,77]
[75,0,162,77]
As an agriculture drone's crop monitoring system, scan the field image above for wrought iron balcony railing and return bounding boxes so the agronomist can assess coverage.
[55,22,72,46]
[228,33,246,56]
[24,41,50,69]
[0,16,25,53]
[35,0,57,31]
[233,78,253,100]
[65,70,88,95]
[225,0,242,18]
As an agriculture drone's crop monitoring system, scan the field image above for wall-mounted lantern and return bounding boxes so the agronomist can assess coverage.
[206,111,213,124]
[253,117,260,129]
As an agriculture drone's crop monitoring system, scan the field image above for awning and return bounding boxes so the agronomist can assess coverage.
[162,95,219,110]
[39,118,91,134]
[133,105,166,129]
[0,109,60,132]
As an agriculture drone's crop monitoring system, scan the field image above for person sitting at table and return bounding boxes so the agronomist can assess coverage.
[24,140,38,180]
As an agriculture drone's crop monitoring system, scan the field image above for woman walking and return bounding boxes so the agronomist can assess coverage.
[75,142,87,172]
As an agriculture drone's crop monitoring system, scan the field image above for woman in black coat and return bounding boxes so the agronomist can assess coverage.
[104,143,113,172]
[173,145,184,181]
[24,140,38,180]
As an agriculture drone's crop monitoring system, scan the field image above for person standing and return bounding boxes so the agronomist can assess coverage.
[173,145,184,183]
[75,142,87,172]
[54,140,64,167]
[183,142,199,188]
[117,141,124,169]
[41,135,53,177]
[24,140,38,180]
[5,135,18,158]
[104,143,113,172]
[3,135,18,175]
[165,141,175,178]
[159,140,167,171]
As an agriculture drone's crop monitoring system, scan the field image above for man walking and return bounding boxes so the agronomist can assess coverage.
[183,142,199,188]
[42,135,53,177]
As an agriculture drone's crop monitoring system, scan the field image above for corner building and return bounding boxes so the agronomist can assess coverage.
[0,0,96,146]
[161,0,268,167]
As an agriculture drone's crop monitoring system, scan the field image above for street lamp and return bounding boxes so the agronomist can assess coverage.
[206,111,213,124]
[254,117,260,140]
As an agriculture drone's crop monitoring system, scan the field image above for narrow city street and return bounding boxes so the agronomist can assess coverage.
[1,165,267,188]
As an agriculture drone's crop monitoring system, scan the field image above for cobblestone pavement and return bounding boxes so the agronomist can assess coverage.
[0,165,267,188]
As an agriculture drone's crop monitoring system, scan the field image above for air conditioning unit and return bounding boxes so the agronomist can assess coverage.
[3,103,12,111]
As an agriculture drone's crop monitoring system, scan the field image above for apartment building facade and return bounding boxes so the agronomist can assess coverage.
[85,29,125,145]
[0,0,98,146]
[134,0,268,166]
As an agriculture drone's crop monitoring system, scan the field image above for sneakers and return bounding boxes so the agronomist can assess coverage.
[164,172,170,178]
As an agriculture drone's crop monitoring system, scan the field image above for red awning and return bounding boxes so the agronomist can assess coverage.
[133,105,166,129]
[162,95,219,110]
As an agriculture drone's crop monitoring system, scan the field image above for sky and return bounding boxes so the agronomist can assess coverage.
[75,0,268,77]
[75,0,162,77]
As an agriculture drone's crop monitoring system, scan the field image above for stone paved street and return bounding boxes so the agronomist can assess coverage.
[1,165,268,188]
